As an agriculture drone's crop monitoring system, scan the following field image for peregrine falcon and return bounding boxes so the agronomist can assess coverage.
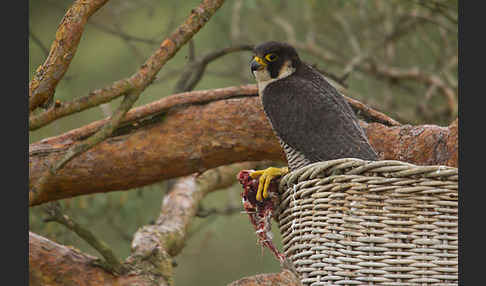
[249,41,378,201]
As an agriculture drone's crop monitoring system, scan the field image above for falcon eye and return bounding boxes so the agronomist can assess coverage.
[265,53,278,62]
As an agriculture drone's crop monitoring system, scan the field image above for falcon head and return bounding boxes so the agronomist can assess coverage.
[250,41,301,88]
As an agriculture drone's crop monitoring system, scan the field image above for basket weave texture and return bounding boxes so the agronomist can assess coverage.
[277,158,458,286]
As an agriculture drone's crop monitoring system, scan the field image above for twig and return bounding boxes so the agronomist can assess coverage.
[43,201,126,274]
[89,21,161,45]
[173,44,253,93]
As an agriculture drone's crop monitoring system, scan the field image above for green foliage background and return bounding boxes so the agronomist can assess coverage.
[29,0,457,285]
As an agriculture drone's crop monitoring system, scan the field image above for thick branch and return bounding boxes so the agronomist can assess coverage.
[29,0,226,130]
[29,0,109,112]
[29,87,457,206]
[364,117,458,167]
[29,232,151,286]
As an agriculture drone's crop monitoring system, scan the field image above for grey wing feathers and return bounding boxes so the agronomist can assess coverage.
[262,69,378,163]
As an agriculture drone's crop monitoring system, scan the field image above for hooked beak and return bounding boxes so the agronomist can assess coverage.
[250,56,266,73]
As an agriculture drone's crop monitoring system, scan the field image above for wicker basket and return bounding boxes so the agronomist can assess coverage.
[277,158,458,286]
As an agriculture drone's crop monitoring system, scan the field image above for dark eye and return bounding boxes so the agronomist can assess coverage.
[265,53,278,62]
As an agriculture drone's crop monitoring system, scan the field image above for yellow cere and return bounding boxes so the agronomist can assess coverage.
[254,56,267,66]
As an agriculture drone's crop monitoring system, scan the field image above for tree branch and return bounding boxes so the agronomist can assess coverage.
[29,86,457,206]
[29,232,150,286]
[29,0,227,130]
[29,0,109,112]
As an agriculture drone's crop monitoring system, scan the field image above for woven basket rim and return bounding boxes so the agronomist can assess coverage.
[279,158,458,189]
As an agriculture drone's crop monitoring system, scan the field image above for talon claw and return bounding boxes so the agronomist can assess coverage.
[263,175,272,199]
[251,167,289,202]
[257,175,265,201]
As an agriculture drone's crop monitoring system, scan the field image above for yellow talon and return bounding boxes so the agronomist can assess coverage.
[250,167,289,201]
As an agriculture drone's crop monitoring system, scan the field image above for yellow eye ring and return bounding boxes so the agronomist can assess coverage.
[265,53,278,62]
